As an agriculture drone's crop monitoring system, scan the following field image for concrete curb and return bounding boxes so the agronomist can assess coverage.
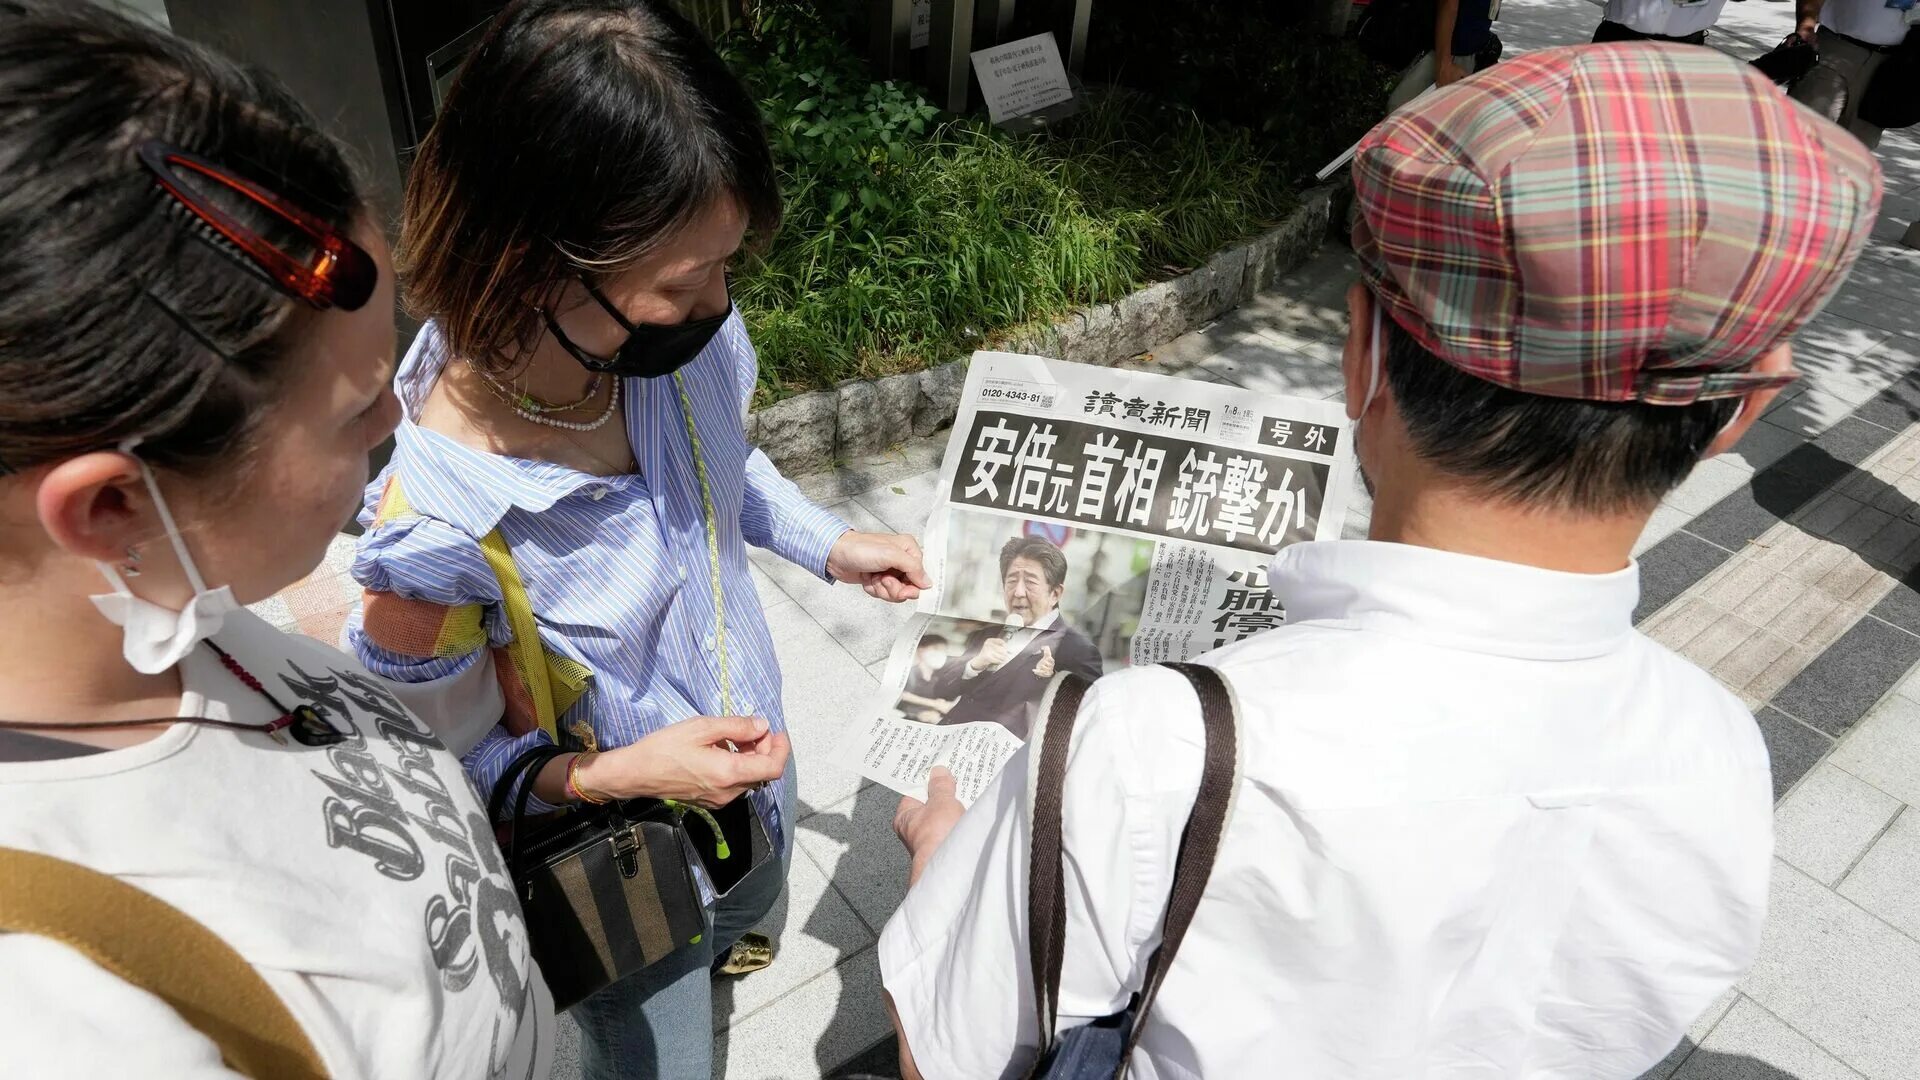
[748,184,1334,476]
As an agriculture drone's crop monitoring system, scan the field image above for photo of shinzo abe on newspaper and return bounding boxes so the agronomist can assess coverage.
[833,350,1358,804]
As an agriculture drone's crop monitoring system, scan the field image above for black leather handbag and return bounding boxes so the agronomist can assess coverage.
[487,744,773,1010]
[1751,33,1819,88]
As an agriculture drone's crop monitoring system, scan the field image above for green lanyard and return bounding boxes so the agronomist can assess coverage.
[672,370,735,716]
[662,370,736,861]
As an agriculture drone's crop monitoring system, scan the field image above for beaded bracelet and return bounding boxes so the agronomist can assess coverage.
[567,753,612,806]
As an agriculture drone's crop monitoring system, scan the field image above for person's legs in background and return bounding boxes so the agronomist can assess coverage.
[572,765,796,1080]
[1844,114,1887,151]
[1793,28,1890,149]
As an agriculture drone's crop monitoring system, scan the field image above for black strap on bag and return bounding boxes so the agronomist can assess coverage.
[486,744,572,889]
[1027,672,1090,1049]
[1026,663,1239,1080]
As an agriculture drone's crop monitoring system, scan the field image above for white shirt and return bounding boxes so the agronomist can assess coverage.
[1603,0,1730,38]
[880,540,1773,1080]
[0,610,554,1080]
[1821,0,1913,46]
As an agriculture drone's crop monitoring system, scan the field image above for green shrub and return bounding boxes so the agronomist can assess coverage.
[1087,2,1394,183]
[722,3,1314,401]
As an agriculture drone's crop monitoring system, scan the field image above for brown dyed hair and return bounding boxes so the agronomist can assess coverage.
[399,0,782,373]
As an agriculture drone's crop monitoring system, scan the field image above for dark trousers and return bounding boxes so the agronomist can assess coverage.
[1592,19,1708,46]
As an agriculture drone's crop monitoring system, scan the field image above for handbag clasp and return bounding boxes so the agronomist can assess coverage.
[609,825,641,879]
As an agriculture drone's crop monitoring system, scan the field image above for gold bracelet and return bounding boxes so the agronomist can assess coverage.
[567,753,613,806]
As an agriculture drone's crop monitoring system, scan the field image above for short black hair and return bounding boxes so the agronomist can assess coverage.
[918,634,949,648]
[1382,316,1738,512]
[401,0,782,372]
[999,537,1069,589]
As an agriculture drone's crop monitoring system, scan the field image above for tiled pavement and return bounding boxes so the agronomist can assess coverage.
[255,2,1920,1076]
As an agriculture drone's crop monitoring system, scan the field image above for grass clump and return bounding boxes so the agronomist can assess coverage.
[721,3,1301,401]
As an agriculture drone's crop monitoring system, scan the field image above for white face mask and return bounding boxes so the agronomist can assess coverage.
[88,441,238,674]
[1360,306,1385,417]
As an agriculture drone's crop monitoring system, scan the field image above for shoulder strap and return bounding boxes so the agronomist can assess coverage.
[1119,662,1238,1073]
[1024,664,1238,1078]
[0,847,327,1079]
[475,528,563,744]
[1026,671,1091,1061]
[376,476,573,745]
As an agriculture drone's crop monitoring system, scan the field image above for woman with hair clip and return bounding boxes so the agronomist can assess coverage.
[346,1,928,1075]
[0,3,552,1076]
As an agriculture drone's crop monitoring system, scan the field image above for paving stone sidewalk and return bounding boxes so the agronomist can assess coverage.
[258,2,1920,1075]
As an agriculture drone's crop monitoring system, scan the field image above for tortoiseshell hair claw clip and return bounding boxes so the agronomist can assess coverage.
[137,139,375,312]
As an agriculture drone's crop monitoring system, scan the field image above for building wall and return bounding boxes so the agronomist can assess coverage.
[99,0,170,28]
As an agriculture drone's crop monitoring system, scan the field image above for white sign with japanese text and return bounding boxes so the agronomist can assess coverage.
[970,32,1073,125]
[833,351,1356,803]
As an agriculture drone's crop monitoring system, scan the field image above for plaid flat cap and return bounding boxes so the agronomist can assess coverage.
[1351,43,1882,405]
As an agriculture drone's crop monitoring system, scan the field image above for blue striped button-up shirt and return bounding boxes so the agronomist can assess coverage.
[346,313,849,854]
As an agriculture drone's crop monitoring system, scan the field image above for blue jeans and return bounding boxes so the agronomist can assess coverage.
[570,769,794,1080]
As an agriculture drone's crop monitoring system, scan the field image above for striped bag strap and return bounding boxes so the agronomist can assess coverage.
[473,527,562,744]
[0,846,327,1078]
[371,476,584,746]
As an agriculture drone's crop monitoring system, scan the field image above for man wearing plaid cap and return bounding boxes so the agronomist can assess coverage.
[879,45,1881,1079]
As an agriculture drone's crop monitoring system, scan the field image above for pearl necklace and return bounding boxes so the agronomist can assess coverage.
[473,364,623,432]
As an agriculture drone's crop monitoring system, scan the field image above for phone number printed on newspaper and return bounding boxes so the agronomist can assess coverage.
[979,379,1058,411]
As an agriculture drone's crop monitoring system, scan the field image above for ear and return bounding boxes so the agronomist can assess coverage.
[1343,281,1376,422]
[1704,342,1794,459]
[34,451,151,565]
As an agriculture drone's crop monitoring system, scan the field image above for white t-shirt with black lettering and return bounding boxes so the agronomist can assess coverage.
[0,610,553,1080]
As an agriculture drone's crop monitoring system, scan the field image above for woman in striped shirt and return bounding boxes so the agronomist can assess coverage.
[346,2,928,1076]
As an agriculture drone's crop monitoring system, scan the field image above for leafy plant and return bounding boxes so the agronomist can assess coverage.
[720,2,1324,401]
[720,4,937,233]
[1086,1,1395,183]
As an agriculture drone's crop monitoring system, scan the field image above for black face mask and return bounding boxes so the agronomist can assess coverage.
[542,276,730,378]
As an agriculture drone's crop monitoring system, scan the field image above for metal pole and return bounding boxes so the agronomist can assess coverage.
[1051,0,1091,75]
[869,0,914,79]
[973,0,1013,46]
[926,0,977,114]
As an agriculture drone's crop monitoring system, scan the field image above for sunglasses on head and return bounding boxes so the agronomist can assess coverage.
[137,140,376,312]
